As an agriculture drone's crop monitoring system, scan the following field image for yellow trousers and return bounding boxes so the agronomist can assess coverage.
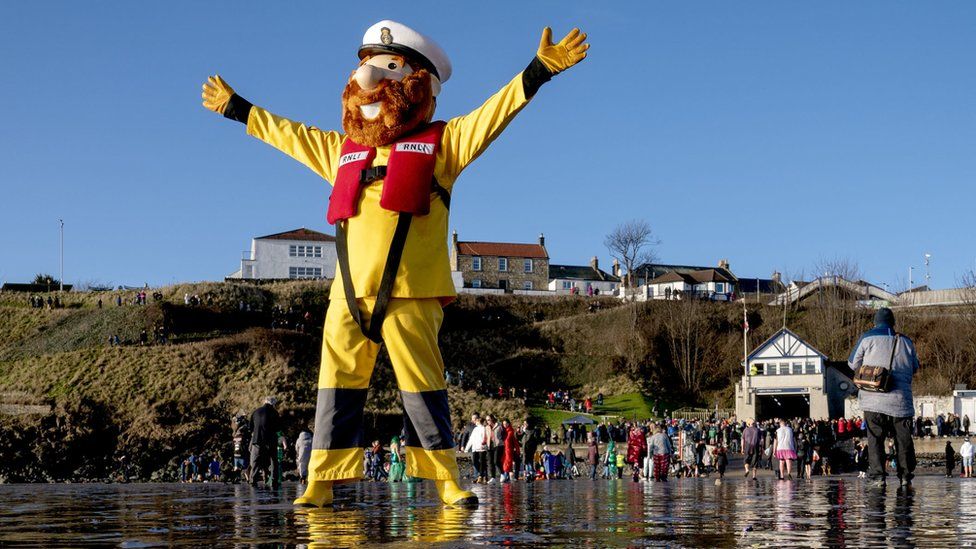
[307,297,459,481]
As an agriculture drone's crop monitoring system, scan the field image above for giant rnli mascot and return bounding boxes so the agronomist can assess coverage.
[202,20,588,507]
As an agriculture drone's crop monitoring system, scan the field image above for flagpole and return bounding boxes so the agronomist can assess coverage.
[742,298,749,376]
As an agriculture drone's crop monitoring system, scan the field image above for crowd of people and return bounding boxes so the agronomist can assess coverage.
[445,413,881,485]
[27,294,63,309]
[269,305,315,333]
[168,308,932,491]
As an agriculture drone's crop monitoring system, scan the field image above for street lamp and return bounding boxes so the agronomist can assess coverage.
[924,253,932,287]
[59,219,64,293]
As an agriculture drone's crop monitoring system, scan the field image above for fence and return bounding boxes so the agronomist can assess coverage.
[670,407,734,421]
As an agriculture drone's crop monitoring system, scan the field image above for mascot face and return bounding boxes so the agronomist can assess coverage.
[342,53,436,147]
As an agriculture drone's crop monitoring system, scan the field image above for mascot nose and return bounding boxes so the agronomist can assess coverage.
[354,64,385,90]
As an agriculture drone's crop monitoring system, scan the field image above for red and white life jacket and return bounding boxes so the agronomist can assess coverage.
[326,121,446,224]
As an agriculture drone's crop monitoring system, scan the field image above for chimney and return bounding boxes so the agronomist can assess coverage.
[590,256,599,271]
[538,233,545,247]
[451,229,458,249]
[612,259,620,277]
[718,259,730,271]
[772,271,782,284]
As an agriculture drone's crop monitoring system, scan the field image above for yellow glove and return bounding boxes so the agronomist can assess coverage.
[201,74,235,115]
[536,27,589,74]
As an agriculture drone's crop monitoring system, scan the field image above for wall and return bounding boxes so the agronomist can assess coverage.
[845,394,955,419]
[250,239,337,279]
[548,278,618,295]
[455,254,549,291]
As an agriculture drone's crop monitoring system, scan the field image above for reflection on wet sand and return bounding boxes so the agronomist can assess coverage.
[1,478,975,546]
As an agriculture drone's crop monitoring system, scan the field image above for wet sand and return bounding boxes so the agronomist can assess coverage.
[1,475,973,547]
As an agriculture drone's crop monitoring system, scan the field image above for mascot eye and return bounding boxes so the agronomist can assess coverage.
[388,62,398,70]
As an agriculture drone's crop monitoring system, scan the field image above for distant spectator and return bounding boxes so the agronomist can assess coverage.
[208,457,221,481]
[295,430,313,483]
[249,397,281,488]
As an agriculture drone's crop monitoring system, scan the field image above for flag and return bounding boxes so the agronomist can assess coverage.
[742,306,749,333]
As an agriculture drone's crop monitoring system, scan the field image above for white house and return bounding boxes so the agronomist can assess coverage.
[548,257,621,295]
[643,268,736,301]
[228,228,337,280]
[735,328,856,420]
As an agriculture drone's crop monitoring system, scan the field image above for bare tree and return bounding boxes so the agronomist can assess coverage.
[661,297,716,396]
[803,257,868,358]
[604,220,661,288]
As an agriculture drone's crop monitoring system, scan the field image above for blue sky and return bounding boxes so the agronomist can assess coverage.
[1,2,973,290]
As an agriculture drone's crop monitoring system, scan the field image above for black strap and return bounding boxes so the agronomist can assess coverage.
[887,333,900,370]
[431,179,451,210]
[367,213,412,342]
[335,214,413,344]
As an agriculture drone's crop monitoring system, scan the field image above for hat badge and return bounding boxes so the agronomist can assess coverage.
[380,27,393,45]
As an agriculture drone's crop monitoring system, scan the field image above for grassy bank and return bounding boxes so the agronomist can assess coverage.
[5,278,971,482]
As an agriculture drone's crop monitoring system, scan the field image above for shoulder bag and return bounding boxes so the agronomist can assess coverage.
[853,333,899,393]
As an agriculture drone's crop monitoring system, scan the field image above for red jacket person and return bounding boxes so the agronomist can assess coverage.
[202,20,588,507]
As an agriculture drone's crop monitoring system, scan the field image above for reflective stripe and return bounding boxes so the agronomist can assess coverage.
[312,388,368,450]
[401,389,454,450]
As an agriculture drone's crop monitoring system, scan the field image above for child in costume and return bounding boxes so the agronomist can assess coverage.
[202,20,588,507]
[388,435,406,483]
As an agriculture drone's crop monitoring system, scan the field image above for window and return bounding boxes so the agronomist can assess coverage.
[289,266,322,279]
[498,257,508,272]
[779,362,790,375]
[715,282,725,293]
[524,259,533,273]
[804,362,817,374]
[754,363,765,375]
[472,256,482,271]
[523,281,533,290]
[792,362,802,375]
[561,281,572,290]
[289,245,322,258]
[472,279,482,288]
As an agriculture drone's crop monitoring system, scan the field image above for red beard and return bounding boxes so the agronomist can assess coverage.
[341,69,434,147]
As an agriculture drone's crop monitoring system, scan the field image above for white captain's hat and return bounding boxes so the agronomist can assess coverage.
[359,20,452,86]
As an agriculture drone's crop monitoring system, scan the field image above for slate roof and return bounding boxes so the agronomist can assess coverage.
[631,263,737,284]
[648,271,697,285]
[1,283,74,293]
[255,228,336,242]
[648,269,734,285]
[549,264,621,282]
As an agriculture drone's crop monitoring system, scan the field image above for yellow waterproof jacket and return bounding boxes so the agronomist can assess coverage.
[245,72,532,300]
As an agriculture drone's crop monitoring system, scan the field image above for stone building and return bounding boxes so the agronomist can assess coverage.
[450,231,549,291]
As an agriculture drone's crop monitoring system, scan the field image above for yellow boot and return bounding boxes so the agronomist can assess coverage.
[293,480,333,507]
[434,479,478,507]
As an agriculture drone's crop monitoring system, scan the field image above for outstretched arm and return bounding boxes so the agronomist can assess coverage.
[202,75,342,182]
[441,27,589,179]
